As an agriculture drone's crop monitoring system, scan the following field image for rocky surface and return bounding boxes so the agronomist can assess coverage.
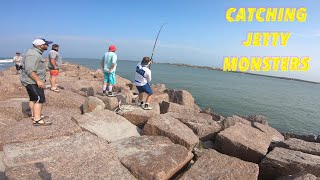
[1,63,319,179]
[181,149,259,180]
[0,107,82,150]
[276,138,320,156]
[3,132,136,179]
[118,102,160,128]
[253,122,284,142]
[143,114,199,150]
[276,172,318,180]
[259,147,320,179]
[215,123,272,163]
[111,136,193,180]
[166,112,222,141]
[82,96,105,113]
[75,110,141,142]
[0,151,5,180]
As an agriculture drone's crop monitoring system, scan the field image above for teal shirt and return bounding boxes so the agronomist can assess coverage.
[101,52,117,73]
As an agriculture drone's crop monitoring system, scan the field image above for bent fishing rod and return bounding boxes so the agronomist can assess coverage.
[149,23,166,69]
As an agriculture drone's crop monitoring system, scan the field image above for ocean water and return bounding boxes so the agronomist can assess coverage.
[1,57,320,135]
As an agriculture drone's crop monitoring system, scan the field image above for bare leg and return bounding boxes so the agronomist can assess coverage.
[33,103,43,121]
[29,101,35,117]
[146,94,152,103]
[139,93,144,103]
[50,76,55,89]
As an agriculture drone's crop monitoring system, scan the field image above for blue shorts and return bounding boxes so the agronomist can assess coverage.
[137,83,153,95]
[104,72,116,85]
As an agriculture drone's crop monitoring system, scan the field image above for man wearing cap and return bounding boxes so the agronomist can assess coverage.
[100,45,117,97]
[20,38,53,126]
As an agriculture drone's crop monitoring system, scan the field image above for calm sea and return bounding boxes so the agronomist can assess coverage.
[1,57,320,135]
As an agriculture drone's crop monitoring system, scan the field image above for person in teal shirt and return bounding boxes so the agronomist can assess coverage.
[101,45,117,97]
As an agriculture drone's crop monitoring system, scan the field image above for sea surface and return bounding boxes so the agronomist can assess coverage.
[1,57,320,135]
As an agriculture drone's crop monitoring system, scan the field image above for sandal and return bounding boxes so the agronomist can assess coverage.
[33,118,52,126]
[51,88,60,93]
[31,115,49,120]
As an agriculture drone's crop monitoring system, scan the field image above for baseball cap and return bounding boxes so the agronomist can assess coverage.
[108,45,117,52]
[32,38,53,46]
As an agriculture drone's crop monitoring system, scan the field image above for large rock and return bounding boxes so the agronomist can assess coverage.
[166,112,222,141]
[253,122,284,142]
[221,115,252,129]
[3,132,136,179]
[143,114,199,150]
[111,136,193,180]
[160,101,196,114]
[0,75,27,101]
[118,103,160,128]
[0,113,17,131]
[151,83,167,92]
[82,96,105,113]
[282,133,318,143]
[96,94,119,111]
[259,147,320,180]
[75,110,141,142]
[116,88,134,104]
[0,98,30,121]
[0,107,82,151]
[166,89,195,108]
[180,149,259,180]
[276,138,320,156]
[45,88,86,108]
[276,172,318,180]
[215,123,272,163]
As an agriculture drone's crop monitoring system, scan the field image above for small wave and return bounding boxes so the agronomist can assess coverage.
[0,59,13,63]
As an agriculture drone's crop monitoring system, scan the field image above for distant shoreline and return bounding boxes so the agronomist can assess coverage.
[164,62,320,85]
[1,58,319,84]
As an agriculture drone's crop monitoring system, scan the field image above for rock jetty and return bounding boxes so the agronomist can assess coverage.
[0,62,319,179]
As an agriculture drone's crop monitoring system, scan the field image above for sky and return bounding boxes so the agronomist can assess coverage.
[0,0,319,81]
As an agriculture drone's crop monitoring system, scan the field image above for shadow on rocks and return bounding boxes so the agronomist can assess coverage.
[35,162,52,180]
[0,171,8,180]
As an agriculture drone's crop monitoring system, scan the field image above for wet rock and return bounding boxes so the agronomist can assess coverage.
[3,132,135,180]
[0,107,82,151]
[215,123,272,163]
[180,149,259,180]
[82,96,105,113]
[111,136,193,180]
[143,114,199,150]
[253,122,284,142]
[259,147,320,180]
[76,110,141,142]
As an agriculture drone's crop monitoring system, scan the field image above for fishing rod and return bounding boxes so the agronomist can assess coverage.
[149,23,166,69]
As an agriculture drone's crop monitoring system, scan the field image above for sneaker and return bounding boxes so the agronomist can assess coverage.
[139,101,144,107]
[106,92,115,97]
[143,103,153,110]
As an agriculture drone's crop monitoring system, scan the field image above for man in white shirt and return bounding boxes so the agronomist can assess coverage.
[134,57,153,110]
[13,52,23,74]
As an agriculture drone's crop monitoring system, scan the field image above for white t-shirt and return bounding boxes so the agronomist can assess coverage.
[134,63,151,86]
[13,56,22,65]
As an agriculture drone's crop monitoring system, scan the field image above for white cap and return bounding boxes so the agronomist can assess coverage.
[32,38,53,46]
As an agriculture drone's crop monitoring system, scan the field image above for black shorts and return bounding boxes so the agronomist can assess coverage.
[25,84,46,103]
[15,64,23,70]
